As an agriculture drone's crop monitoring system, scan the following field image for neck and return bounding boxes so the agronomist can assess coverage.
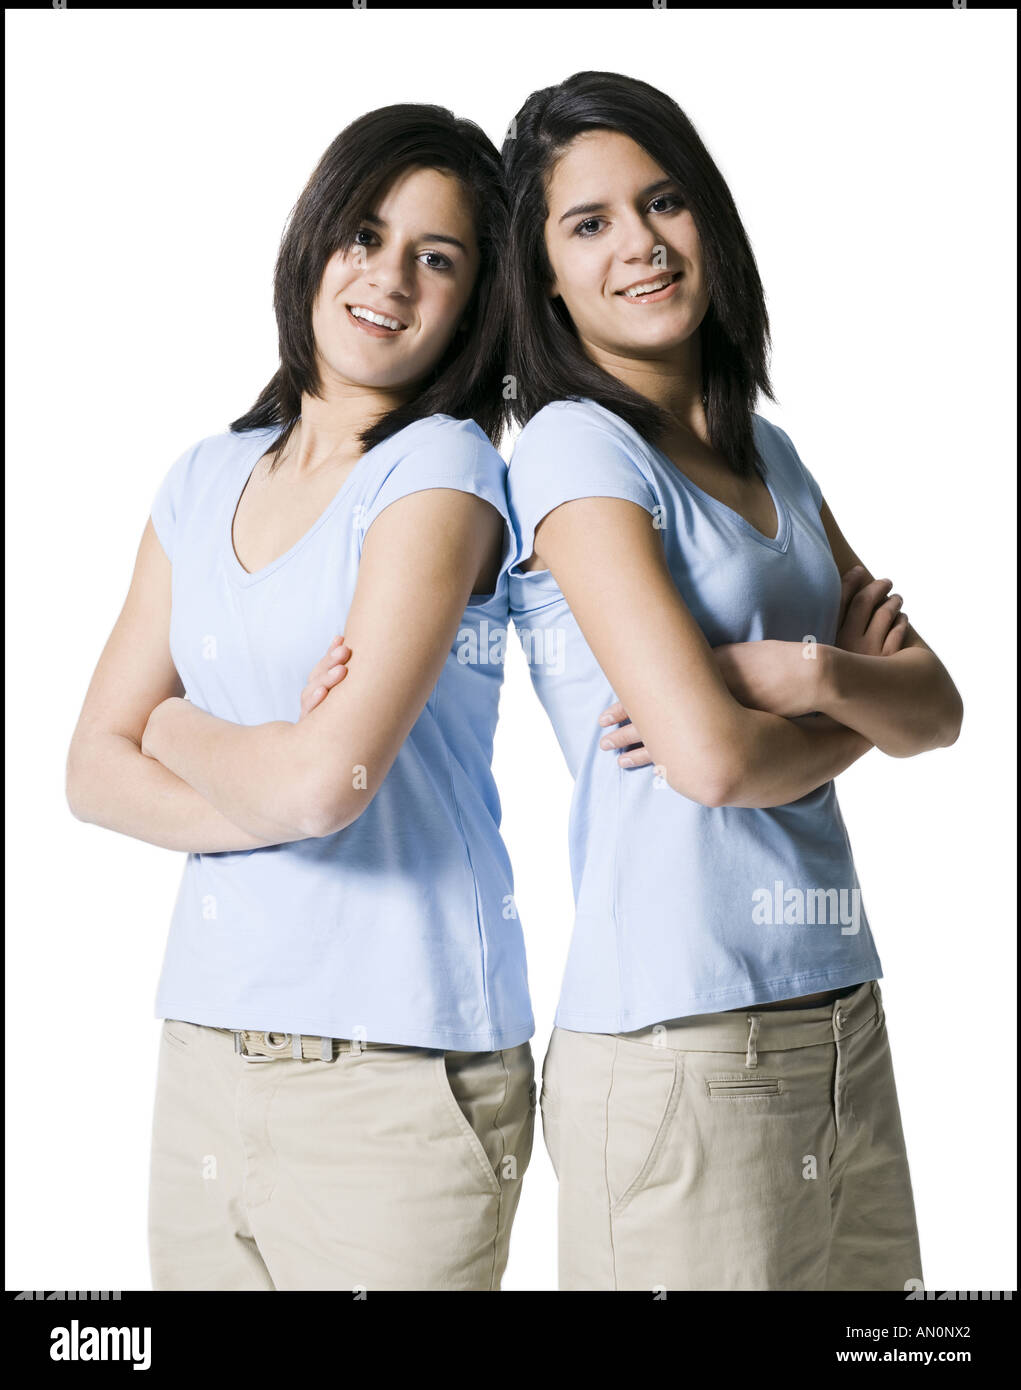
[287,379,413,475]
[585,334,708,444]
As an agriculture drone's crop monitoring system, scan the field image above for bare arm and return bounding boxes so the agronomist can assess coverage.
[531,497,872,809]
[66,519,303,851]
[705,505,966,758]
[812,499,964,756]
[141,488,504,838]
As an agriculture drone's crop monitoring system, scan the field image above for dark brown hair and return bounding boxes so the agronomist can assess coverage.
[231,103,510,464]
[502,71,776,477]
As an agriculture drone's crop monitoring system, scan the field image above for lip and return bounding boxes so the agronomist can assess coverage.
[616,270,683,303]
[345,303,408,337]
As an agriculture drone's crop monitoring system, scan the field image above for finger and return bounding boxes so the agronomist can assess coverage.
[837,565,869,626]
[307,641,351,687]
[300,663,349,716]
[313,636,348,673]
[845,577,893,634]
[866,593,903,645]
[599,723,637,751]
[321,661,350,691]
[618,746,654,768]
[598,700,629,727]
[882,612,910,655]
[300,684,328,718]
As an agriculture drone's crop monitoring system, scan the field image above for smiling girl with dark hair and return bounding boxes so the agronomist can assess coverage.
[499,70,962,1291]
[66,104,534,1291]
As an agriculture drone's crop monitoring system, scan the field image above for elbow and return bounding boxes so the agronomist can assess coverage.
[887,689,965,759]
[294,797,348,840]
[695,767,746,809]
[65,746,95,824]
[285,735,379,838]
[920,698,964,755]
[659,746,744,809]
[66,780,89,823]
[941,689,964,748]
[294,780,373,839]
[913,663,966,754]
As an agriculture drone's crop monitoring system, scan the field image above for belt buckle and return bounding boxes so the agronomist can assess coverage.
[232,1030,336,1063]
[232,1030,281,1063]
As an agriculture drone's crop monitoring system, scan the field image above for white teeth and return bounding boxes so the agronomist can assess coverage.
[623,275,676,298]
[350,306,404,330]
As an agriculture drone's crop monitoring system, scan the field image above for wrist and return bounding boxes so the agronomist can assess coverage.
[810,642,841,714]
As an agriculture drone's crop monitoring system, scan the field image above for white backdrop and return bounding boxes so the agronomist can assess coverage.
[6,7,1016,1293]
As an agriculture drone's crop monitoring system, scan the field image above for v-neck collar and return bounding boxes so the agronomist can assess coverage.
[580,398,792,554]
[224,419,431,587]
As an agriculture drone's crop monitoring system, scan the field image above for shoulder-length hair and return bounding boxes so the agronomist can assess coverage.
[231,103,510,464]
[502,71,775,478]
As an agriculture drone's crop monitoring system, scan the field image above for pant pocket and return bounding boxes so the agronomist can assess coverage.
[434,1048,533,1197]
[706,1076,784,1098]
[161,1019,197,1054]
[539,1089,560,1179]
[607,1040,684,1215]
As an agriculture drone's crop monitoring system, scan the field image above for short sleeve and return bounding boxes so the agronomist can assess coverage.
[767,421,823,512]
[506,401,659,573]
[150,440,202,563]
[358,417,509,541]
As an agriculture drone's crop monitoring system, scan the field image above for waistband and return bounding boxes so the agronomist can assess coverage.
[211,1028,390,1063]
[200,1026,525,1064]
[615,979,882,1057]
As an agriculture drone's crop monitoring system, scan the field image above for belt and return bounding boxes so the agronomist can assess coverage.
[223,1029,363,1063]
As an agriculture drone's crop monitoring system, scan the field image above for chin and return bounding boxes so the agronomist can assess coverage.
[631,323,696,353]
[333,351,408,386]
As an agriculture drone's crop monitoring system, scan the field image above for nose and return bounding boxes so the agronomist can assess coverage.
[365,246,414,299]
[616,209,665,266]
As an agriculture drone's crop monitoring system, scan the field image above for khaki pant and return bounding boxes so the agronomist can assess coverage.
[148,1021,535,1290]
[541,980,923,1291]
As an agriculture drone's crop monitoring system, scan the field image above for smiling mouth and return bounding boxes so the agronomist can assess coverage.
[617,271,683,301]
[346,304,407,332]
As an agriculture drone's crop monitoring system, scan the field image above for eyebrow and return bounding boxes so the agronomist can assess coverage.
[557,178,677,225]
[360,212,468,253]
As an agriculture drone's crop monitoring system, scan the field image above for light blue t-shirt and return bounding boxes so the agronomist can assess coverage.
[507,397,882,1033]
[149,413,532,1051]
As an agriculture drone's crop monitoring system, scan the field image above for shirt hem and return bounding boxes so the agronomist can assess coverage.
[155,998,535,1052]
[553,961,883,1033]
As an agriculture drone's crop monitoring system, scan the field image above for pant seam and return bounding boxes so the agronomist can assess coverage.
[605,1041,621,1291]
[487,1049,513,1291]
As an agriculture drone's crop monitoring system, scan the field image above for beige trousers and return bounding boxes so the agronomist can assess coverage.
[148,1021,535,1290]
[541,980,924,1291]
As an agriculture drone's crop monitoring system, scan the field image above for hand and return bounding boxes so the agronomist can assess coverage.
[299,634,352,718]
[836,566,909,656]
[598,700,654,768]
[141,695,187,760]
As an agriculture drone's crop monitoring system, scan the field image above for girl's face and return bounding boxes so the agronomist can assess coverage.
[312,165,480,395]
[543,130,710,364]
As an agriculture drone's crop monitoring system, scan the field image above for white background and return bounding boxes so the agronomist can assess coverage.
[6,8,1016,1293]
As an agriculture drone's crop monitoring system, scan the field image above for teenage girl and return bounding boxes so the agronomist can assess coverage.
[497,71,963,1291]
[66,105,535,1291]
